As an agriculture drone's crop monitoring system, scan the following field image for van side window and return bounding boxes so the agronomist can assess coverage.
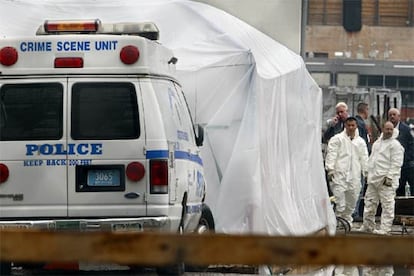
[0,83,63,141]
[153,81,195,145]
[71,82,139,140]
[174,84,196,144]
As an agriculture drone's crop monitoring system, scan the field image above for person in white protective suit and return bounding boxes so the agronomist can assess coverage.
[358,121,404,235]
[325,117,369,228]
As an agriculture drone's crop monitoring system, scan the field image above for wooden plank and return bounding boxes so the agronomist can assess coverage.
[308,14,324,24]
[362,0,376,15]
[380,17,409,26]
[379,0,409,15]
[0,229,413,266]
[308,0,411,27]
[325,15,342,25]
[361,0,377,25]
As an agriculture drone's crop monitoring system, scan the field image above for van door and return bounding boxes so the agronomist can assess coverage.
[0,80,67,217]
[148,79,205,226]
[66,78,147,217]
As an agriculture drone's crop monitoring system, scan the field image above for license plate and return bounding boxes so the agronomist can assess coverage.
[87,169,120,187]
[111,222,143,232]
[56,220,80,230]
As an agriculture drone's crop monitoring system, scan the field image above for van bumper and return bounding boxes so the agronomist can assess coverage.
[0,217,173,232]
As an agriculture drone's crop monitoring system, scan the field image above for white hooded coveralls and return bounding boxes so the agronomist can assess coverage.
[325,129,368,224]
[363,128,404,233]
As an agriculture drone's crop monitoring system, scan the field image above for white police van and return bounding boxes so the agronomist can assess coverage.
[0,19,214,272]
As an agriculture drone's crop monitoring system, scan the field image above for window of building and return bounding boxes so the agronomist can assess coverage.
[402,90,414,108]
[358,75,384,87]
[385,76,398,88]
[398,76,414,88]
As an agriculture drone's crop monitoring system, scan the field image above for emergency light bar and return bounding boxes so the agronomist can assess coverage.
[44,19,100,33]
[100,22,159,40]
[36,19,159,40]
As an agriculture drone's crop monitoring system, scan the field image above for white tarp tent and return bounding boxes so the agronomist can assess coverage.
[0,0,336,235]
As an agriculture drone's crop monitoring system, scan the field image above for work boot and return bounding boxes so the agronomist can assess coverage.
[357,224,374,233]
[373,229,390,235]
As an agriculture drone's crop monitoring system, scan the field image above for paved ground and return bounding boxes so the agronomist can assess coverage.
[351,216,414,236]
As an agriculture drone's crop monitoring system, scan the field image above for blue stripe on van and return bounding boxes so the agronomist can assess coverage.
[146,150,203,166]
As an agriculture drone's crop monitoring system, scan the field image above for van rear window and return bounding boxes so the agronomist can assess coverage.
[0,83,63,141]
[71,82,139,140]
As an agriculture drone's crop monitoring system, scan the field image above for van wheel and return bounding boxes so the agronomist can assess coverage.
[187,204,215,272]
[156,263,185,276]
[156,200,186,276]
[0,262,11,275]
[197,203,215,233]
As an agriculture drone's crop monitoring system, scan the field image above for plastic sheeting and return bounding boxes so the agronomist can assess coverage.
[0,0,336,235]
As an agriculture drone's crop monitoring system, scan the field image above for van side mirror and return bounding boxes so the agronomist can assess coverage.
[195,124,204,147]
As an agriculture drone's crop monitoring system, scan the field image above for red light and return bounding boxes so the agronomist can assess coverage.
[54,57,83,68]
[0,47,18,66]
[0,163,9,183]
[44,19,99,32]
[126,162,145,182]
[120,45,139,65]
[150,160,168,194]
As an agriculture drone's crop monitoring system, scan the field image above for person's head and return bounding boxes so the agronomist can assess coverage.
[357,102,369,119]
[344,117,358,137]
[388,108,401,126]
[382,121,395,140]
[335,102,348,121]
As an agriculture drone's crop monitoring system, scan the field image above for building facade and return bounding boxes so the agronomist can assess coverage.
[305,0,414,123]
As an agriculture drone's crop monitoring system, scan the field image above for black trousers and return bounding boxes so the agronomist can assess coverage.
[396,167,414,196]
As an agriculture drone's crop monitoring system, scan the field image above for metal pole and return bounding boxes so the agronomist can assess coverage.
[301,0,309,59]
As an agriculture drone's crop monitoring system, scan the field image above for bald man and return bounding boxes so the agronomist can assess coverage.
[359,121,404,235]
[388,108,414,196]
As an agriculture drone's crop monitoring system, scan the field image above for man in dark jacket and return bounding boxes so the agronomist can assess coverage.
[353,102,371,220]
[355,102,371,154]
[388,108,414,196]
[323,102,349,144]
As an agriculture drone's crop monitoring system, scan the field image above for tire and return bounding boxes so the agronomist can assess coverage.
[197,203,215,233]
[157,204,215,274]
[156,199,187,276]
[0,262,11,276]
[156,263,185,276]
[186,204,215,272]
